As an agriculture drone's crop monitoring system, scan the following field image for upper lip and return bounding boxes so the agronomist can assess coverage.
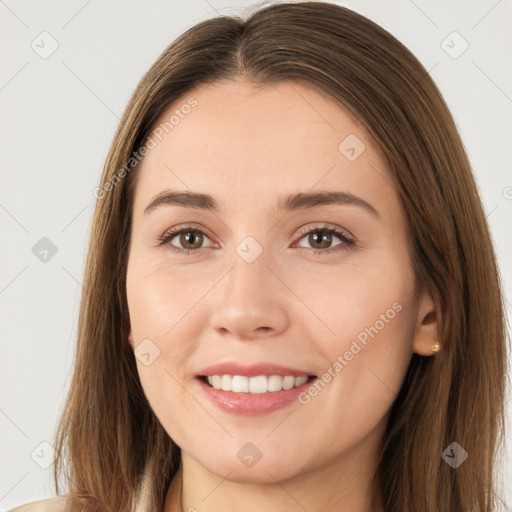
[198,362,316,378]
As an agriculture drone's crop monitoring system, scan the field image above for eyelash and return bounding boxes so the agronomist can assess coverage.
[156,223,356,256]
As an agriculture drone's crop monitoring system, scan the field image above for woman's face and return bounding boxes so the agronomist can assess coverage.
[126,78,438,483]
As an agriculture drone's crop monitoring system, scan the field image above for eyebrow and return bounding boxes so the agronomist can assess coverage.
[143,189,380,218]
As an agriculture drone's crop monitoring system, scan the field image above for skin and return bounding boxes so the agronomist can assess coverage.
[126,78,439,512]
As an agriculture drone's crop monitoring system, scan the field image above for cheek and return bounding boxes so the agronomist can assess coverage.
[289,261,416,455]
[292,252,417,406]
[126,261,209,381]
[290,249,416,355]
[127,259,203,340]
[126,262,206,436]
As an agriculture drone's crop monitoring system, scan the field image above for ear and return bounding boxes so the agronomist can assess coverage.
[412,285,441,356]
[127,327,135,351]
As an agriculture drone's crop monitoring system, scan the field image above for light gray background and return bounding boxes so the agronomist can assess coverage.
[1,0,511,509]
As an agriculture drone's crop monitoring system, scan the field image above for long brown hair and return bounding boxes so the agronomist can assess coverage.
[52,2,508,510]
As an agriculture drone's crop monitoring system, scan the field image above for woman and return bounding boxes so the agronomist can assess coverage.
[11,1,508,511]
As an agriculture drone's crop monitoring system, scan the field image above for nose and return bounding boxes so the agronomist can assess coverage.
[209,246,289,340]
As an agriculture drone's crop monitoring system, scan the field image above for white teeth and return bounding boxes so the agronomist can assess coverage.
[204,374,310,393]
[282,376,295,390]
[221,375,232,391]
[268,375,283,392]
[232,375,249,393]
[249,375,267,394]
[295,376,308,387]
[212,375,222,389]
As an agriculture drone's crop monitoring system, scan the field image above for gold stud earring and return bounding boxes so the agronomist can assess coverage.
[431,341,441,354]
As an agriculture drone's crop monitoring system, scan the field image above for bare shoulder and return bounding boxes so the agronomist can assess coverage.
[10,497,68,512]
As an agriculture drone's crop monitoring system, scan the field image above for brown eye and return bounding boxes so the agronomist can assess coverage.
[296,226,354,252]
[307,230,334,249]
[157,226,214,253]
[178,229,204,250]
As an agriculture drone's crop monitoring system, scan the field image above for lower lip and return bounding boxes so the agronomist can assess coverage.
[196,377,317,416]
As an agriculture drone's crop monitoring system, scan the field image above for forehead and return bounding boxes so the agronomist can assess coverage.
[133,78,396,216]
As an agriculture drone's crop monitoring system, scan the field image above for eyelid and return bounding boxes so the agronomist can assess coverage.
[158,222,356,255]
[291,223,356,253]
[293,222,355,243]
[156,224,216,249]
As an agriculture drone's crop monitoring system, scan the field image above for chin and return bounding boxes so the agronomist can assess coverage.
[195,452,308,484]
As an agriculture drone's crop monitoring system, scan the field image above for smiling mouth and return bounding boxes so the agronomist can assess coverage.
[198,374,317,394]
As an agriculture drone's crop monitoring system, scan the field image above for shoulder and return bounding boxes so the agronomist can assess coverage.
[10,497,68,512]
